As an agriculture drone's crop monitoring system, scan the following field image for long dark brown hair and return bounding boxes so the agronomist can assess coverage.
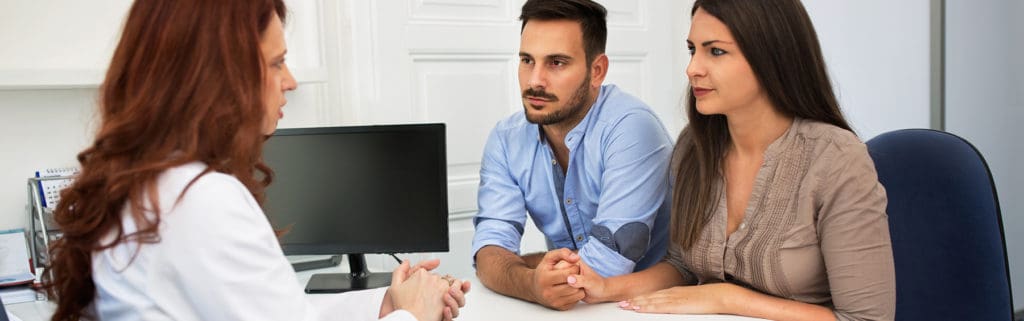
[42,0,286,319]
[671,0,853,250]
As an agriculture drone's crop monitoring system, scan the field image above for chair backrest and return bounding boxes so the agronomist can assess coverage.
[867,129,1013,321]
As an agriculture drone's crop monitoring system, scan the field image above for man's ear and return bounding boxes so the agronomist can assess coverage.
[589,53,609,88]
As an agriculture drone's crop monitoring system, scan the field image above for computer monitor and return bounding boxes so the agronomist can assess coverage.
[262,123,449,293]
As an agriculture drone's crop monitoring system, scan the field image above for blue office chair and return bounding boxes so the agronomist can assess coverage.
[867,129,1013,321]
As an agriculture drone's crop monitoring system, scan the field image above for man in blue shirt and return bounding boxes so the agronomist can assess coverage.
[472,0,672,311]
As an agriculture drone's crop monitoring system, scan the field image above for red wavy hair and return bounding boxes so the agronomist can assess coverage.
[42,0,286,319]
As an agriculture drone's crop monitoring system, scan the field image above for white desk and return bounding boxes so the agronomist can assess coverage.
[456,277,767,321]
[5,264,767,321]
[293,264,767,321]
[5,300,51,321]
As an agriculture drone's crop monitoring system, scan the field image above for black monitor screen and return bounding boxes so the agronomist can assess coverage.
[262,124,448,255]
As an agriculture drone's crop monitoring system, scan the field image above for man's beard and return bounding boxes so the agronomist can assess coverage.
[523,72,592,125]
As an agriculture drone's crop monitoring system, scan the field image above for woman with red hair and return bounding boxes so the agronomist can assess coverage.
[43,1,467,320]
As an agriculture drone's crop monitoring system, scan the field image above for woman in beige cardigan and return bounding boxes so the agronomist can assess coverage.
[566,0,895,320]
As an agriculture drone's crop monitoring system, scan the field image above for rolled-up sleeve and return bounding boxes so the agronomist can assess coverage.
[582,111,672,277]
[472,126,529,262]
[817,142,896,321]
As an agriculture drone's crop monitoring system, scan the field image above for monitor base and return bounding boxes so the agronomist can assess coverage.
[303,253,392,293]
[305,272,392,293]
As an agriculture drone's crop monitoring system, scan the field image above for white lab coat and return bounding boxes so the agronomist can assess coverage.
[91,162,417,321]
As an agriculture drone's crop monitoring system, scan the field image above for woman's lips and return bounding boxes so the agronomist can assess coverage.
[693,87,713,98]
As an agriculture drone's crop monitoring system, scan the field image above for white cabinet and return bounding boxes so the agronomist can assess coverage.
[0,0,327,89]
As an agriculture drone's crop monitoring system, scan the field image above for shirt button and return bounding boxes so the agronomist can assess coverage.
[576,235,584,241]
[566,198,573,204]
[551,159,556,165]
[739,223,746,229]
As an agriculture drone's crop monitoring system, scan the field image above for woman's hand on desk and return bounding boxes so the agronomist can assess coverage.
[383,261,449,321]
[381,260,472,321]
[617,283,734,314]
[442,277,471,320]
[620,283,837,321]
[401,259,472,320]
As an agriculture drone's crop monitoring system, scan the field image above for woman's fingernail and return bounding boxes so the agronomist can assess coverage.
[618,301,629,308]
[567,276,577,284]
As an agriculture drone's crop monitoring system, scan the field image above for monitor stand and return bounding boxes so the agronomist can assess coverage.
[291,255,343,272]
[304,254,392,293]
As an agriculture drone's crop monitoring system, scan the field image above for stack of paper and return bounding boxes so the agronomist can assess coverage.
[0,230,37,305]
[0,286,35,305]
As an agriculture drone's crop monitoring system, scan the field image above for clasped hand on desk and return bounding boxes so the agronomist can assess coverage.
[383,259,471,321]
[526,249,753,317]
[527,249,585,310]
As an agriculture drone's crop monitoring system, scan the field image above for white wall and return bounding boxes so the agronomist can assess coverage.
[803,0,932,139]
[0,1,128,88]
[0,0,330,228]
[0,0,128,229]
[0,89,95,228]
[945,0,1024,310]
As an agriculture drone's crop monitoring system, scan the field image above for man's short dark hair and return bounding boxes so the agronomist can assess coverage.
[519,0,608,66]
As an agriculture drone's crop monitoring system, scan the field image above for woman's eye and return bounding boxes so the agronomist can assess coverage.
[687,46,695,56]
[711,48,726,56]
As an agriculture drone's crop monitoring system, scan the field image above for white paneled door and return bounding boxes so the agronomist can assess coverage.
[346,0,684,277]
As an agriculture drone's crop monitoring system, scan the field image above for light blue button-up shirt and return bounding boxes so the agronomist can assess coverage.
[472,84,672,277]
